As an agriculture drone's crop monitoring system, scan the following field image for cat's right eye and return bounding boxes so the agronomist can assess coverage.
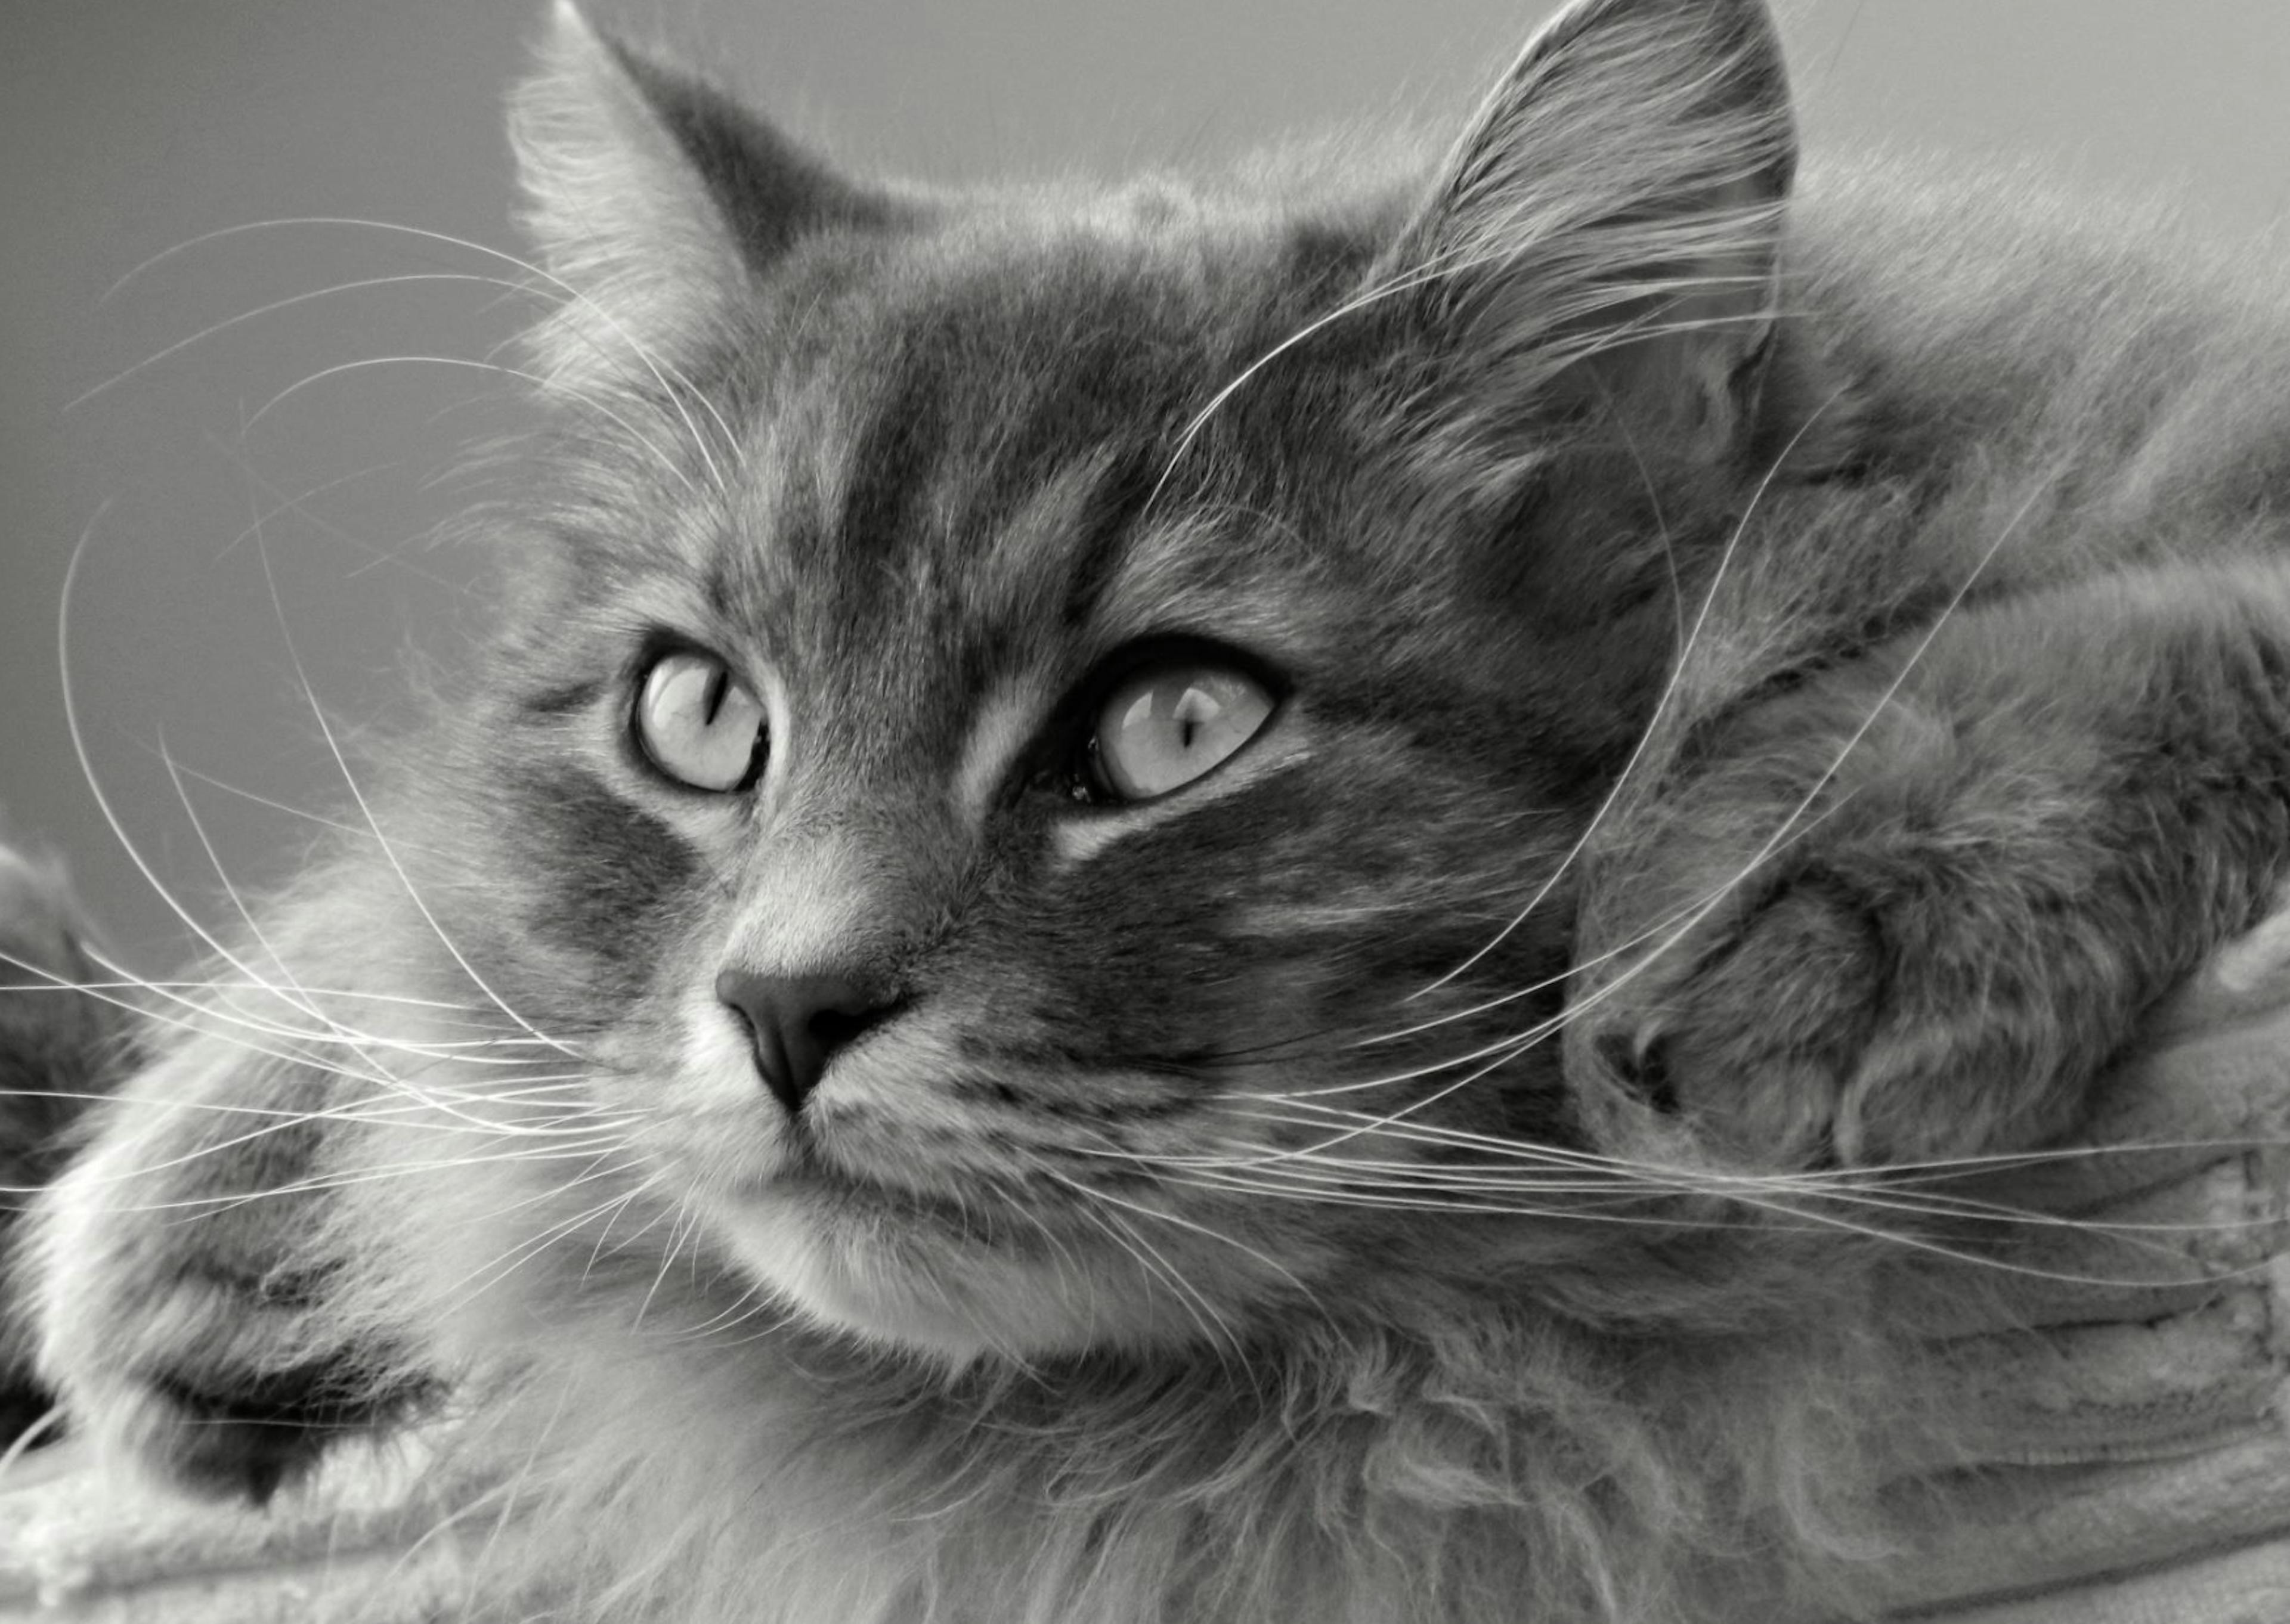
[634,649,768,793]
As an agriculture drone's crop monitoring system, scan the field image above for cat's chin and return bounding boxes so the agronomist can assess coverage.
[706,1175,1175,1363]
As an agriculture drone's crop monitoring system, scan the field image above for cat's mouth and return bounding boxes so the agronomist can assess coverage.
[702,1146,1177,1359]
[709,1175,1056,1358]
[707,1123,1041,1251]
[764,1163,998,1239]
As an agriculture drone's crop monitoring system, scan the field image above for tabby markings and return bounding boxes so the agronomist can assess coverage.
[954,675,1048,822]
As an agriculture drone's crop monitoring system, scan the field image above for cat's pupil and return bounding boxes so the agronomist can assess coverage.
[1168,687,1215,749]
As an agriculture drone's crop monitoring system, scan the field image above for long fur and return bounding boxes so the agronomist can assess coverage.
[22,1,2290,1620]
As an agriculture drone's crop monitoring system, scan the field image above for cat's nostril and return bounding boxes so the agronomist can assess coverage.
[714,966,898,1117]
[806,1003,878,1053]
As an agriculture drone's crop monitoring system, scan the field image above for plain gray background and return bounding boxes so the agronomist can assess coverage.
[7,0,2290,965]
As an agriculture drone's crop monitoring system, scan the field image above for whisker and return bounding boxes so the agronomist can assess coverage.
[582,1170,667,1284]
[1049,1169,1321,1315]
[206,447,471,593]
[1410,385,1854,1005]
[240,354,701,498]
[243,515,580,1063]
[1449,479,2060,1102]
[146,758,407,845]
[1187,1122,2286,1238]
[156,723,360,1074]
[58,946,571,1087]
[633,1198,704,1331]
[1057,1194,1244,1366]
[174,1141,640,1223]
[2,945,440,1098]
[1238,814,1850,1115]
[55,510,372,1049]
[69,271,531,411]
[0,1408,64,1483]
[97,214,739,492]
[1149,1166,2227,1289]
[432,1167,655,1310]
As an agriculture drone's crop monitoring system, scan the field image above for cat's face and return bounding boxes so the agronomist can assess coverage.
[409,0,1797,1359]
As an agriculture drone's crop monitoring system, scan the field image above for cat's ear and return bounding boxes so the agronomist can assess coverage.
[1386,0,1796,473]
[510,1,903,393]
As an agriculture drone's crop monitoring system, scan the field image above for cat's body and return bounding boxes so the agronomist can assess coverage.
[14,0,2290,1619]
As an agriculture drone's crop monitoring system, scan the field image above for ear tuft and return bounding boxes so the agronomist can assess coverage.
[1388,0,1798,473]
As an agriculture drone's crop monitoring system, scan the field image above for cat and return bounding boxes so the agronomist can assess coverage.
[14,0,2290,1618]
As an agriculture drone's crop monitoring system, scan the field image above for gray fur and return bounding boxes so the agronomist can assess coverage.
[16,0,2290,1619]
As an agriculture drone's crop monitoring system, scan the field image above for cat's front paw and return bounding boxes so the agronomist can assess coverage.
[1593,865,2078,1170]
[1599,867,1901,1165]
[1589,818,2122,1171]
[36,1093,434,1504]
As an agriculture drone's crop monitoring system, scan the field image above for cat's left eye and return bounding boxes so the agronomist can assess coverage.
[635,649,768,792]
[1090,659,1275,802]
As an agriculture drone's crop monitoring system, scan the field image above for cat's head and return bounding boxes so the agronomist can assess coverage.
[413,0,1806,1361]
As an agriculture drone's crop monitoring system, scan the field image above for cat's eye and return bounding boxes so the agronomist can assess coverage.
[1090,660,1275,802]
[635,649,768,792]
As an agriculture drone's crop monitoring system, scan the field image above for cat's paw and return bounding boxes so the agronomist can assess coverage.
[1596,860,2038,1169]
[1598,868,1884,1164]
[1591,836,2113,1171]
[36,1093,433,1504]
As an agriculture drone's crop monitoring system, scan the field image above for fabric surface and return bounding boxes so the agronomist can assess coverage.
[0,1433,474,1622]
[5,923,2290,1620]
[1868,912,2290,1620]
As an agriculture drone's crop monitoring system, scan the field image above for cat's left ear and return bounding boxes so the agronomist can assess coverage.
[510,1,908,395]
[1386,0,1795,472]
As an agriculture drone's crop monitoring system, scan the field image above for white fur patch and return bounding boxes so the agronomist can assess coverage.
[677,983,773,1111]
[954,675,1047,822]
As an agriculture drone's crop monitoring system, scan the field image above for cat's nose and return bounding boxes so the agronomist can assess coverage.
[713,967,896,1114]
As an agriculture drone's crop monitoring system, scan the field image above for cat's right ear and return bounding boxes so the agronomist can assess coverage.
[510,2,906,395]
[1380,0,1796,484]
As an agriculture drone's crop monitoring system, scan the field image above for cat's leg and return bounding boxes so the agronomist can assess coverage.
[34,1039,440,1502]
[1579,560,2290,1169]
[0,844,128,1437]
[27,918,442,1502]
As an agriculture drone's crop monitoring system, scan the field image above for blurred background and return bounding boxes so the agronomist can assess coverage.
[6,0,2290,965]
